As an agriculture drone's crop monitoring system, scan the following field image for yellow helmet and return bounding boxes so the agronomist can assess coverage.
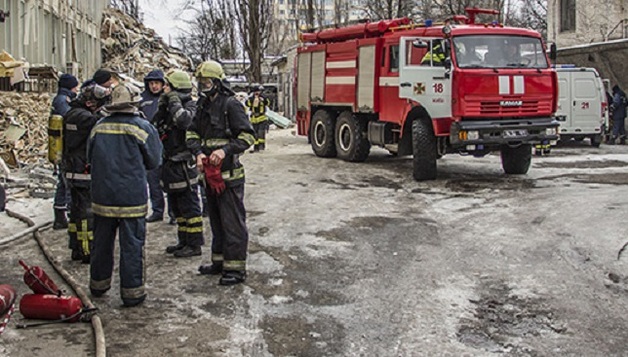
[194,60,225,80]
[165,69,192,90]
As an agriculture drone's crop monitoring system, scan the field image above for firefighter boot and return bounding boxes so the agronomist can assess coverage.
[174,245,202,258]
[219,271,246,286]
[71,249,83,261]
[53,208,68,230]
[166,242,185,254]
[198,262,223,275]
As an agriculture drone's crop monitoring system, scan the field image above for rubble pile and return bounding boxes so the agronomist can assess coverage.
[101,7,193,80]
[0,92,51,166]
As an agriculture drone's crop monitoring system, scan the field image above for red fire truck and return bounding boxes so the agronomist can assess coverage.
[295,8,559,180]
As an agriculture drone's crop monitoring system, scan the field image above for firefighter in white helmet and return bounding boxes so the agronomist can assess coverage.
[188,60,255,285]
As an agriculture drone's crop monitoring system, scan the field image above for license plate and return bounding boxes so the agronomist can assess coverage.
[503,129,528,138]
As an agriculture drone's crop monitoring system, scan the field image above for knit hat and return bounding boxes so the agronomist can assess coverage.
[93,69,113,86]
[58,73,79,90]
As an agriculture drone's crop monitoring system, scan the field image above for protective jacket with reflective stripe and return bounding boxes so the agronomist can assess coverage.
[62,102,99,187]
[88,113,162,218]
[187,92,255,187]
[245,95,270,124]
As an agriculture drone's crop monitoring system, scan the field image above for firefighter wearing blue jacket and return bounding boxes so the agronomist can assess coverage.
[154,70,204,258]
[88,83,162,307]
[62,80,111,263]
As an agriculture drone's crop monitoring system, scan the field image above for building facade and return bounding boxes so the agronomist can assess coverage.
[0,0,106,81]
[547,0,627,47]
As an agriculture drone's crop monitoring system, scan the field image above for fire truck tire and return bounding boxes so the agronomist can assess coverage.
[310,110,337,157]
[590,135,602,148]
[500,144,532,175]
[335,111,371,162]
[412,119,437,181]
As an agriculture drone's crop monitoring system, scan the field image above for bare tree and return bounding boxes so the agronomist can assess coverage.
[175,0,238,65]
[109,0,140,18]
[360,0,417,20]
[333,0,351,26]
[234,0,274,83]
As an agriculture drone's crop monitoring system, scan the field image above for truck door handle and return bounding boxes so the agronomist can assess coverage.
[400,82,411,87]
[573,101,576,106]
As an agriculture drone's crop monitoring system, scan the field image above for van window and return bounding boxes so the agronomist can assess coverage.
[574,78,596,98]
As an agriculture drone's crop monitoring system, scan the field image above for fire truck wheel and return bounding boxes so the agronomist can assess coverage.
[335,111,371,162]
[500,144,532,175]
[411,119,437,181]
[590,135,602,148]
[310,109,337,157]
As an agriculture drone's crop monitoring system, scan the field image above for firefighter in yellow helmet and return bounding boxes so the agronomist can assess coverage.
[245,84,271,152]
[153,69,204,258]
[188,60,255,285]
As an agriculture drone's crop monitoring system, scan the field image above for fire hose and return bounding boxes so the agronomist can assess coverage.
[2,208,106,357]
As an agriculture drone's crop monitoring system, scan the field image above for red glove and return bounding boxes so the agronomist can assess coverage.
[202,157,226,196]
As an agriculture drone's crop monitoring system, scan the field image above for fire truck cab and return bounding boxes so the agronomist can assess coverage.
[295,8,559,180]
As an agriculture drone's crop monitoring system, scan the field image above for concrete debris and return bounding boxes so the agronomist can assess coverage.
[101,8,193,81]
[0,92,51,167]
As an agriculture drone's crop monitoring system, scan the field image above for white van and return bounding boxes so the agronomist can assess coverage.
[554,66,607,147]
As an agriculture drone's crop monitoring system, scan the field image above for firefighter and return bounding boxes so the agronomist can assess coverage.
[245,85,271,152]
[421,42,446,66]
[88,83,162,307]
[154,69,204,257]
[50,73,79,230]
[62,80,111,263]
[189,60,255,285]
[139,69,173,224]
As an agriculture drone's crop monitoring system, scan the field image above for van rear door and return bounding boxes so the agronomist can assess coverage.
[570,71,602,132]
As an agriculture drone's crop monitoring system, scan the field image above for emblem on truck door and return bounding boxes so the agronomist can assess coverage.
[414,82,426,95]
[500,100,522,106]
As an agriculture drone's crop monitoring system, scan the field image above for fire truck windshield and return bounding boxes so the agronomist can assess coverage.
[453,35,548,69]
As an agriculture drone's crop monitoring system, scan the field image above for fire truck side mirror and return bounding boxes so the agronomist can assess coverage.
[549,43,557,61]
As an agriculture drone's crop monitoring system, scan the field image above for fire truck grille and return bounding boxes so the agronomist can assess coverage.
[470,100,551,115]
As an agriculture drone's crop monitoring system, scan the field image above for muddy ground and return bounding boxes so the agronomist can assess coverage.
[1,129,627,357]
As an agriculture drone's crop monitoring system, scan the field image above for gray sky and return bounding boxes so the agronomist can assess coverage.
[138,0,194,44]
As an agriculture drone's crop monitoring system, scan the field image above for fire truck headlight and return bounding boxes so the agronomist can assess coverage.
[467,131,479,140]
[545,127,557,136]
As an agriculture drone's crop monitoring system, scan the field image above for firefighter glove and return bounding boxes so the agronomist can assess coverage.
[78,231,93,255]
[202,157,226,196]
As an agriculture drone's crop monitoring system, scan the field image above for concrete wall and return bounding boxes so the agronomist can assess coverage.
[0,0,107,80]
[547,0,627,47]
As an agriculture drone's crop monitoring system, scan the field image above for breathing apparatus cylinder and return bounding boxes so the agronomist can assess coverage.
[48,114,63,164]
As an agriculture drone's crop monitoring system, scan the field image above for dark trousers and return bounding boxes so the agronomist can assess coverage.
[68,184,93,254]
[90,215,146,304]
[168,185,204,247]
[612,116,626,140]
[147,167,165,216]
[207,184,248,272]
[252,121,268,151]
[53,171,71,210]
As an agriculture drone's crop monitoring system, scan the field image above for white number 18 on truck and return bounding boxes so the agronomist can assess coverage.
[295,8,559,180]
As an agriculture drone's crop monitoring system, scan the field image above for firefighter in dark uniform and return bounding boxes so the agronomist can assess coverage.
[245,85,271,152]
[189,60,255,285]
[154,69,204,257]
[88,83,162,307]
[62,80,111,263]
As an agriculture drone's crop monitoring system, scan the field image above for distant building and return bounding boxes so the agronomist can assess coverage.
[0,0,107,82]
[547,0,627,47]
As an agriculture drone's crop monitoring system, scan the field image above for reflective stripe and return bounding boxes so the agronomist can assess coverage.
[221,167,244,181]
[258,138,266,144]
[186,131,200,140]
[68,223,77,233]
[90,278,111,291]
[203,138,230,148]
[187,217,203,224]
[168,176,198,190]
[212,254,224,262]
[238,132,255,146]
[66,172,91,181]
[176,217,186,223]
[174,108,186,121]
[92,203,147,218]
[121,286,145,300]
[250,115,267,124]
[186,226,203,233]
[223,260,246,271]
[90,123,149,143]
